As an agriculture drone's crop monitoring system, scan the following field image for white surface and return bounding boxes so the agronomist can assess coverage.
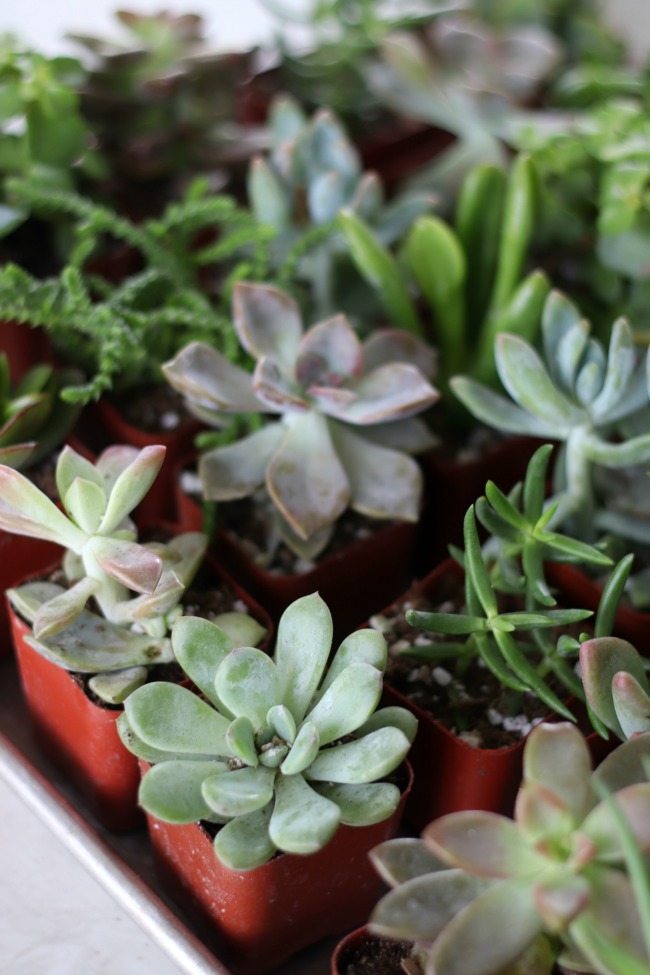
[0,773,184,975]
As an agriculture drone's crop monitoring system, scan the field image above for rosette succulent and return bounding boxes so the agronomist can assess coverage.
[451,290,650,541]
[163,281,439,559]
[119,591,416,870]
[0,442,211,702]
[370,722,650,975]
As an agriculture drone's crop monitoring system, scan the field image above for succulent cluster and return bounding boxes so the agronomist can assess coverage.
[370,721,650,975]
[119,591,416,870]
[163,280,438,559]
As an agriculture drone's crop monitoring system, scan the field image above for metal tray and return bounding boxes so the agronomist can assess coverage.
[0,653,339,975]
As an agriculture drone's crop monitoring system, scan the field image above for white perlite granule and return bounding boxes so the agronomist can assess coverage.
[432,667,453,687]
[502,715,532,735]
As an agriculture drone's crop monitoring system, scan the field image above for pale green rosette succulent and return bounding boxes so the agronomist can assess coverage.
[370,721,650,975]
[119,592,416,871]
[0,442,209,702]
[451,290,650,541]
[163,281,439,559]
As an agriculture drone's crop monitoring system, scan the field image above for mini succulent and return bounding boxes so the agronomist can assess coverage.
[0,353,81,469]
[451,290,650,542]
[580,636,650,741]
[0,442,211,702]
[248,95,432,314]
[118,591,416,870]
[163,281,439,559]
[370,721,650,975]
[364,14,561,198]
[340,155,550,393]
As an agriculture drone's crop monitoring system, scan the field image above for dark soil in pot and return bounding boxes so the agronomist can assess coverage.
[334,929,412,975]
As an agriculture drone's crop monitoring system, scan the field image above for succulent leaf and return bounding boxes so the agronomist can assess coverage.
[580,637,649,740]
[225,716,259,767]
[269,773,340,855]
[97,444,166,535]
[202,765,275,818]
[275,592,333,724]
[163,342,260,412]
[31,577,99,639]
[280,720,320,776]
[370,838,444,888]
[139,760,227,824]
[233,282,303,371]
[307,662,382,745]
[213,804,276,871]
[314,781,401,826]
[581,783,650,861]
[424,811,546,878]
[124,683,230,755]
[307,726,411,783]
[88,535,163,594]
[215,648,281,729]
[199,424,285,501]
[523,723,592,824]
[318,628,387,697]
[0,465,86,550]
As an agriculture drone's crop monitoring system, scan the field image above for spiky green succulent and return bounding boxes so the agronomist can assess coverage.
[370,722,650,975]
[119,591,416,870]
[163,281,438,559]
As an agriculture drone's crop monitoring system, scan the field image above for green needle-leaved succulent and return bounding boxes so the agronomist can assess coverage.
[119,591,416,870]
[163,281,439,559]
[451,290,650,541]
[0,442,209,702]
[370,721,650,975]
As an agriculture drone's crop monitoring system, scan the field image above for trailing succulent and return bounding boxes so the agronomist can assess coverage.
[163,280,439,560]
[369,721,650,975]
[451,290,650,543]
[119,591,416,870]
[402,445,631,723]
[0,352,81,469]
[0,443,213,703]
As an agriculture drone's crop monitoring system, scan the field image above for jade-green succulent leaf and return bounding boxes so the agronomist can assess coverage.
[139,760,228,825]
[307,726,411,783]
[317,628,387,697]
[356,707,418,744]
[199,424,285,501]
[64,478,106,535]
[166,615,235,706]
[202,765,275,818]
[280,720,320,776]
[275,592,333,724]
[313,782,401,826]
[125,683,230,756]
[226,716,258,767]
[269,773,340,855]
[98,444,166,535]
[306,662,382,745]
[213,805,276,872]
[31,577,100,640]
[215,647,281,729]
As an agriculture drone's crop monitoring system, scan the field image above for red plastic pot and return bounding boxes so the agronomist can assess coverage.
[417,436,544,573]
[0,535,59,658]
[1,319,52,382]
[143,762,413,975]
[331,925,411,975]
[7,553,273,832]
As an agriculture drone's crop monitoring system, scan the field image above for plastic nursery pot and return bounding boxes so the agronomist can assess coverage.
[0,535,59,659]
[546,562,650,651]
[142,762,413,975]
[76,391,202,523]
[416,435,544,575]
[372,558,538,833]
[331,925,412,975]
[360,120,456,190]
[173,455,419,642]
[0,319,52,382]
[7,553,274,833]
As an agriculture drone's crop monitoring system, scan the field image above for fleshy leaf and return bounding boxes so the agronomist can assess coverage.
[316,363,438,425]
[88,666,147,705]
[581,783,650,860]
[98,445,166,535]
[280,721,320,776]
[533,877,590,932]
[313,781,400,826]
[139,760,226,824]
[275,592,333,724]
[356,706,418,743]
[269,773,340,854]
[267,705,296,744]
[0,465,86,550]
[495,334,583,430]
[424,811,546,878]
[523,723,592,823]
[64,478,106,534]
[295,314,363,387]
[318,628,387,697]
[369,838,443,888]
[307,727,410,783]
[233,282,303,371]
[225,716,258,767]
[199,424,285,501]
[307,662,382,744]
[162,342,261,413]
[124,683,230,756]
[580,637,649,739]
[612,672,650,739]
[202,765,275,817]
[32,576,99,639]
[171,616,234,710]
[88,535,163,594]
[213,804,276,871]
[215,647,281,728]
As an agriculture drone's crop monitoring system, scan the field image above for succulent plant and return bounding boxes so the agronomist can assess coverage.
[580,636,650,741]
[163,281,439,560]
[248,95,432,315]
[363,14,561,199]
[400,445,635,726]
[0,180,274,403]
[339,155,550,393]
[451,290,650,543]
[67,10,260,210]
[118,591,416,870]
[369,721,650,975]
[0,353,81,469]
[0,442,211,702]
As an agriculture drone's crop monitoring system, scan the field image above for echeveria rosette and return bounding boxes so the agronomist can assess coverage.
[163,281,439,559]
[451,290,650,542]
[0,442,209,700]
[369,722,650,975]
[119,592,416,870]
